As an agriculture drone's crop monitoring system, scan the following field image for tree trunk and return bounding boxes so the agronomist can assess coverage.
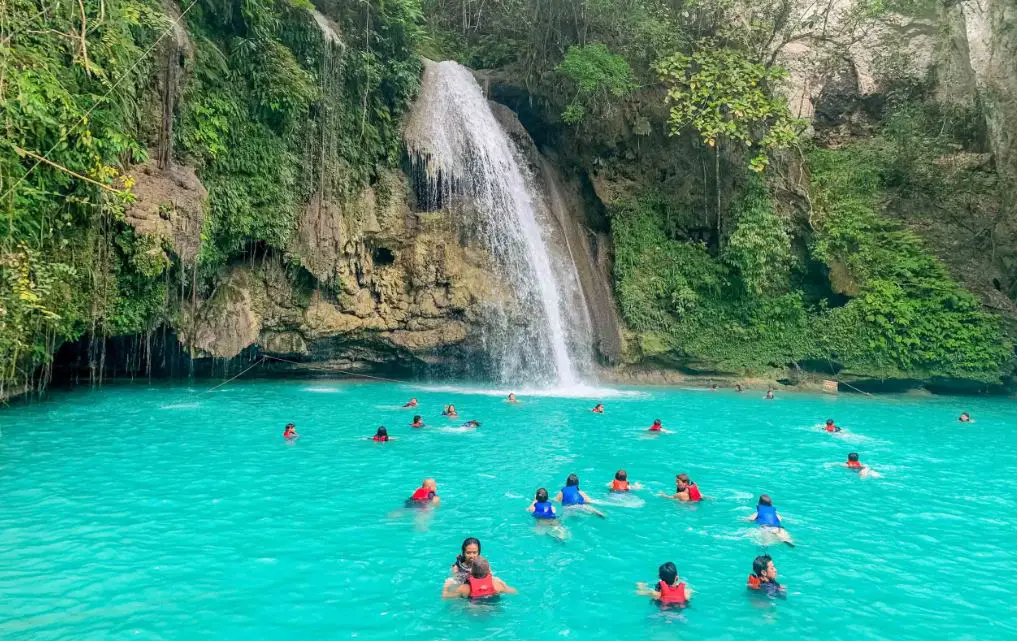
[715,143,721,248]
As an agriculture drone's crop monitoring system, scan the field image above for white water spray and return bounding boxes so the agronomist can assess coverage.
[405,61,589,386]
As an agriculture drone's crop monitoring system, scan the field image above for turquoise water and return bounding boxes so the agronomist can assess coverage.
[1,380,1016,640]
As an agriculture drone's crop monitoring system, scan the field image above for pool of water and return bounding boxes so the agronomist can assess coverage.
[1,380,1015,640]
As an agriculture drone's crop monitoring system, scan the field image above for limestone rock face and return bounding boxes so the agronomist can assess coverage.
[179,170,506,371]
[124,161,207,264]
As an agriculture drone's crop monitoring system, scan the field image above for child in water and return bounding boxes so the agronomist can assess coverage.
[607,470,643,492]
[959,412,973,423]
[402,398,418,408]
[747,554,786,598]
[370,426,391,442]
[824,419,842,433]
[443,557,516,599]
[407,479,440,506]
[283,423,298,440]
[461,419,481,428]
[735,383,744,392]
[647,418,671,433]
[764,388,775,400]
[662,473,702,502]
[555,474,605,517]
[442,404,458,418]
[507,393,519,403]
[746,494,793,546]
[636,562,693,607]
[845,452,879,478]
[591,403,604,414]
[528,488,557,519]
[411,415,425,428]
[447,537,481,585]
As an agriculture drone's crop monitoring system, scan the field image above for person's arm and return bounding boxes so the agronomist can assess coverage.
[634,582,661,599]
[554,491,563,502]
[431,496,441,506]
[526,501,536,513]
[684,585,694,599]
[580,490,594,502]
[745,510,759,522]
[493,577,517,594]
[442,583,470,599]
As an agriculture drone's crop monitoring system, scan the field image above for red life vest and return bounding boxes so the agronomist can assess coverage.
[467,574,496,599]
[409,487,432,501]
[611,479,629,491]
[847,460,863,469]
[687,483,702,502]
[411,423,424,429]
[657,580,687,605]
[825,424,837,432]
[372,435,388,442]
[649,424,662,432]
[747,575,762,590]
[283,430,295,438]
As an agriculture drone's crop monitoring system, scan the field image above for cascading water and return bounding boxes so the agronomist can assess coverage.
[404,60,591,387]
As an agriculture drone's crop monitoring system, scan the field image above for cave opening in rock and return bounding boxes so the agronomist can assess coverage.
[372,246,395,266]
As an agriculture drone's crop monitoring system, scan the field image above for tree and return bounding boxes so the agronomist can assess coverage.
[654,43,803,241]
[556,43,637,125]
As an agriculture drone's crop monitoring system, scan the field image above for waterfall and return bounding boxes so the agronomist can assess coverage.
[404,61,591,387]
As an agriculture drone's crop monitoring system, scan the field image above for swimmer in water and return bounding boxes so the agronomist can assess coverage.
[959,412,973,423]
[746,494,794,546]
[592,403,604,414]
[442,557,516,599]
[402,398,418,408]
[647,418,671,433]
[555,473,605,517]
[824,418,842,433]
[370,426,392,442]
[747,554,786,598]
[406,478,440,507]
[283,423,298,440]
[507,393,519,403]
[411,415,425,428]
[736,383,744,392]
[442,404,458,418]
[461,419,481,428]
[710,383,719,391]
[661,473,702,502]
[607,469,643,492]
[764,388,775,400]
[528,488,557,519]
[446,537,481,586]
[845,452,879,478]
[636,562,693,608]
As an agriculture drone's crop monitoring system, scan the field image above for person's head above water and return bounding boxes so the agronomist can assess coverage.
[508,393,516,400]
[284,423,295,431]
[658,561,679,585]
[615,470,627,481]
[566,473,580,487]
[460,537,481,561]
[413,414,422,423]
[752,554,777,580]
[847,452,859,462]
[470,557,491,579]
[653,419,662,426]
[375,426,388,437]
[826,419,835,426]
[535,487,549,502]
[758,494,773,507]
[422,478,437,491]
[959,412,971,422]
[676,473,691,487]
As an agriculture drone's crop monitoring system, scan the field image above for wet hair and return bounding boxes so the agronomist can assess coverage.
[461,537,481,556]
[847,452,859,462]
[676,473,691,484]
[412,415,422,423]
[470,557,491,579]
[285,423,295,430]
[658,561,678,585]
[752,554,773,578]
[566,473,580,487]
[375,426,388,437]
[826,419,835,425]
[758,494,773,506]
[615,470,627,481]
[653,418,662,425]
[535,488,549,502]
[960,412,970,419]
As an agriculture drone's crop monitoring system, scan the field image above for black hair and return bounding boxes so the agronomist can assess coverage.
[285,423,295,429]
[676,473,691,484]
[375,426,387,437]
[658,562,678,585]
[826,418,834,425]
[758,494,773,506]
[847,452,859,462]
[535,488,549,502]
[461,537,481,555]
[752,554,773,578]
[566,473,580,487]
[615,470,627,481]
[653,418,662,424]
[413,415,422,423]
